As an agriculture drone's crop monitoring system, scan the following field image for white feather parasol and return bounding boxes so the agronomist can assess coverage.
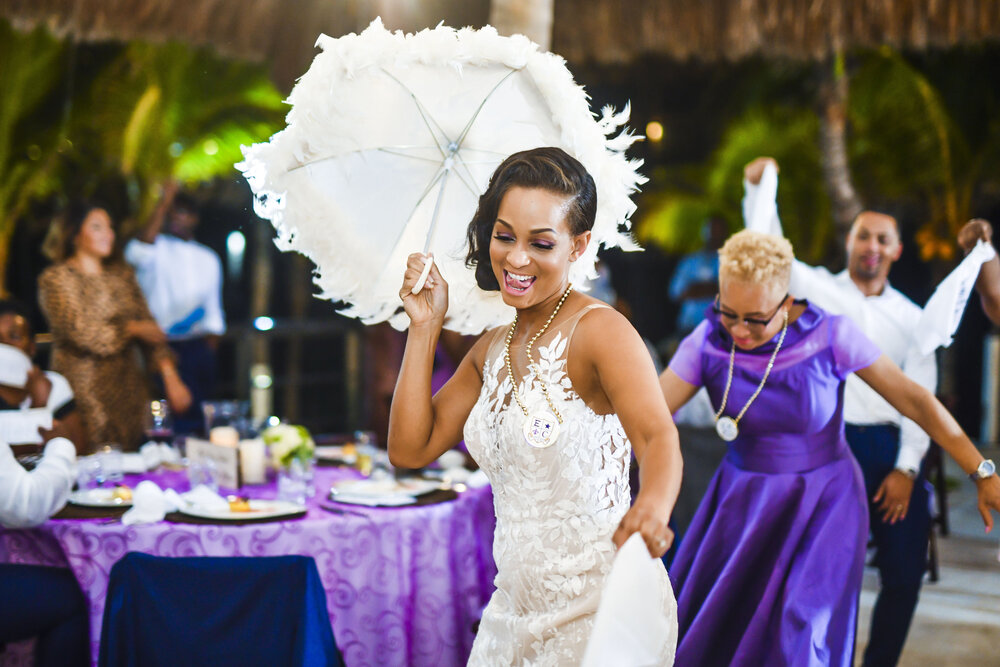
[237,18,644,334]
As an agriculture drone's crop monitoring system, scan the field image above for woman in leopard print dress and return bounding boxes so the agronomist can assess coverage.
[39,202,191,452]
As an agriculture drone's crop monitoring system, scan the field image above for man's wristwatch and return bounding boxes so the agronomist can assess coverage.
[969,459,997,481]
[895,466,918,480]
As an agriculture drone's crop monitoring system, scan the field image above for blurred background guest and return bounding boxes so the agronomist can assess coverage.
[668,215,727,336]
[126,183,226,435]
[0,429,88,667]
[38,201,191,452]
[0,300,85,452]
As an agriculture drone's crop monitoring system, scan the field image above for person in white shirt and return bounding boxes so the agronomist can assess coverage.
[0,300,85,452]
[0,431,89,667]
[125,184,226,434]
[744,157,937,667]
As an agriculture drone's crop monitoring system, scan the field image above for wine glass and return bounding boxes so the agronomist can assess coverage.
[144,399,174,445]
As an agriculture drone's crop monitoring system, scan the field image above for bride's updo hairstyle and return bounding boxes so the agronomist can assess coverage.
[718,230,794,293]
[465,147,597,291]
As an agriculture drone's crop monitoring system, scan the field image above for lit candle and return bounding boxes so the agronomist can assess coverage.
[209,426,240,448]
[239,439,266,485]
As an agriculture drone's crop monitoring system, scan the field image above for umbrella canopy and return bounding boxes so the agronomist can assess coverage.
[238,19,643,335]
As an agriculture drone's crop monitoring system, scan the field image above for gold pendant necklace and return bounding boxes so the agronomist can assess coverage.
[504,284,573,448]
[714,310,789,442]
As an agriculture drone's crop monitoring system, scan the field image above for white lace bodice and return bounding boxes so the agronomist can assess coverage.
[464,305,638,666]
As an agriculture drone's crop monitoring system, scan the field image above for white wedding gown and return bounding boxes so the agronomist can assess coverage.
[464,305,677,666]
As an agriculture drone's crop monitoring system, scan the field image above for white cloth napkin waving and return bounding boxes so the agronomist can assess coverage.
[581,533,678,667]
[914,240,997,355]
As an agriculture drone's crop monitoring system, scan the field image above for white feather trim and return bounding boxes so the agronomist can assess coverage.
[237,17,645,334]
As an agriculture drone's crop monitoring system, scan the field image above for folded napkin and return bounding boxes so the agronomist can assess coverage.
[466,469,490,489]
[436,449,465,469]
[581,533,678,667]
[441,466,471,484]
[182,485,229,512]
[136,442,183,471]
[122,482,181,525]
[121,482,228,524]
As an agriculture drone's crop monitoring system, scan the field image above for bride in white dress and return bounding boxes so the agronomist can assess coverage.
[388,147,680,666]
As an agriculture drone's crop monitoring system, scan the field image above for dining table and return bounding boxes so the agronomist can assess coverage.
[0,463,498,667]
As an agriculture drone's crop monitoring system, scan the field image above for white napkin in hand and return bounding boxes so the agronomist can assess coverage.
[914,240,997,355]
[121,481,180,525]
[581,533,678,667]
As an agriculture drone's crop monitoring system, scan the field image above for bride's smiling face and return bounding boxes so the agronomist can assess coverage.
[489,186,590,308]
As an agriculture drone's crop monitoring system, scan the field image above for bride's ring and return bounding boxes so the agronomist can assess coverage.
[656,538,667,549]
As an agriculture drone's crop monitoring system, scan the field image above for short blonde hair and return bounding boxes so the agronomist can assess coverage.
[718,230,794,289]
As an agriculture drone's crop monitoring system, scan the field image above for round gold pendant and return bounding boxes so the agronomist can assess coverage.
[523,411,560,448]
[715,416,739,442]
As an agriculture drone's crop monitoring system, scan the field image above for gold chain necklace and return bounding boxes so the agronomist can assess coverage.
[714,310,789,442]
[504,283,573,448]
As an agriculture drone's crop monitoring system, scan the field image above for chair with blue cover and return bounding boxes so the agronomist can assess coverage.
[98,553,343,667]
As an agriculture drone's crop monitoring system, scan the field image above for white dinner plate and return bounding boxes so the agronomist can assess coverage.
[328,478,443,506]
[314,445,358,464]
[68,488,134,508]
[176,499,307,521]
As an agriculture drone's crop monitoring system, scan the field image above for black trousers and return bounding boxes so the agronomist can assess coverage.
[167,337,218,435]
[0,564,89,667]
[846,424,931,667]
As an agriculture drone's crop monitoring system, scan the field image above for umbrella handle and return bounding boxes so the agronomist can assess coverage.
[411,254,434,294]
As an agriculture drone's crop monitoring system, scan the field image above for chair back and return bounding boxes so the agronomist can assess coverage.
[98,553,342,667]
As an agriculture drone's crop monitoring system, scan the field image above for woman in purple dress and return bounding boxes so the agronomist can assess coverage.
[660,230,1000,666]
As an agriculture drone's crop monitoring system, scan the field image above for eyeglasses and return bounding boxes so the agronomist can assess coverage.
[712,294,788,332]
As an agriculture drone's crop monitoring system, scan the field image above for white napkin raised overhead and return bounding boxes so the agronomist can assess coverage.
[581,533,678,667]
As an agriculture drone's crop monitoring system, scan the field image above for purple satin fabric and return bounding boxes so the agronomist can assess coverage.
[668,303,879,666]
[0,467,497,667]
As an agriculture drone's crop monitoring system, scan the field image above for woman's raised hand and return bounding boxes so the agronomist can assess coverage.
[400,253,448,327]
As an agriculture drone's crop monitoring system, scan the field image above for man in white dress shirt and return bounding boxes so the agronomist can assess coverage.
[125,186,225,434]
[745,158,936,667]
[1,428,88,666]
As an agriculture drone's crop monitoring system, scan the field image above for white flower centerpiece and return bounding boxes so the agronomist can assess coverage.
[262,424,315,503]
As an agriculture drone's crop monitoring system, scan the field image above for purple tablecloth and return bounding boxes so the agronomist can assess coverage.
[0,466,497,667]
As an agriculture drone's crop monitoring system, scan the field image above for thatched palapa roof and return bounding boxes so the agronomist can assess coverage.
[3,0,999,85]
[552,0,1000,64]
[0,0,489,87]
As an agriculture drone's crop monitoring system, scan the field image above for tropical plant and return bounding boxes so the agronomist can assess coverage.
[847,46,995,262]
[82,40,286,229]
[636,107,833,264]
[0,23,66,294]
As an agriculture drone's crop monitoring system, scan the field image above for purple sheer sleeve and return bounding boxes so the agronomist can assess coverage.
[667,320,710,387]
[829,314,882,379]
